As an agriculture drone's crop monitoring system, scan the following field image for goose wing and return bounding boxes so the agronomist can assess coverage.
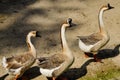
[78,33,103,45]
[5,52,34,69]
[4,56,23,69]
[37,54,65,69]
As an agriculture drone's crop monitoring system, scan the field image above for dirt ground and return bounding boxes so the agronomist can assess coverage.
[0,0,120,80]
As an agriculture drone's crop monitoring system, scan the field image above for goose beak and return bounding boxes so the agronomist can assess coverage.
[70,23,77,27]
[67,18,72,27]
[108,3,114,9]
[70,23,72,27]
[36,31,41,37]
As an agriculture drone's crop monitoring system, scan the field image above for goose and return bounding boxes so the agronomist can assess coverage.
[36,18,75,80]
[77,3,114,62]
[2,31,41,80]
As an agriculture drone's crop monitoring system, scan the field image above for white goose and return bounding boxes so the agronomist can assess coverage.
[77,3,114,62]
[2,31,41,80]
[36,18,75,80]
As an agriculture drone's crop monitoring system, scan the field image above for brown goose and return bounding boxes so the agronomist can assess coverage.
[36,18,75,80]
[2,31,41,80]
[77,3,114,62]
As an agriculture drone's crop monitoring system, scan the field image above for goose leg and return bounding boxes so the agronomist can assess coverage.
[84,52,93,58]
[93,54,102,62]
[58,76,68,80]
[52,77,56,80]
[21,75,29,80]
[14,74,19,80]
[84,52,89,58]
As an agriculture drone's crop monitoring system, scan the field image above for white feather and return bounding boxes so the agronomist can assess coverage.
[40,65,62,77]
[2,57,8,68]
[9,67,23,75]
[78,40,94,52]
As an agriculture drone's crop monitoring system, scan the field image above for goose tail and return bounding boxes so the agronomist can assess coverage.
[2,57,8,68]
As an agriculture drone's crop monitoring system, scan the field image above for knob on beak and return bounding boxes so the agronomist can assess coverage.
[108,3,114,9]
[36,31,41,37]
[67,18,72,27]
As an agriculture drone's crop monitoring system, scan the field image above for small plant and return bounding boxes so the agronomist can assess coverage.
[80,68,120,80]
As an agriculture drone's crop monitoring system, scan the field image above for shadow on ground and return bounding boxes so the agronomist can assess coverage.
[0,59,94,80]
[0,66,41,80]
[0,0,62,54]
[0,0,44,55]
[21,59,94,80]
[83,44,120,60]
[53,44,120,80]
[0,0,38,14]
[19,66,41,80]
[55,59,94,80]
[1,44,120,80]
[96,44,120,59]
[0,73,8,80]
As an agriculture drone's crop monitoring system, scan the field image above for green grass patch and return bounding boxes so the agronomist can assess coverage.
[79,68,120,80]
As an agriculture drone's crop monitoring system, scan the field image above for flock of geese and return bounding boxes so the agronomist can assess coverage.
[1,3,114,80]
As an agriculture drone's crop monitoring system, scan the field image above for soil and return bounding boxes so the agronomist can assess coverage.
[0,0,120,80]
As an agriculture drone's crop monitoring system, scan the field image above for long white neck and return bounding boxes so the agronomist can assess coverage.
[61,24,74,60]
[61,24,69,50]
[26,34,36,58]
[98,8,107,34]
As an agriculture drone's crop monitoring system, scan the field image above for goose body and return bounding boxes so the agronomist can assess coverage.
[37,18,74,80]
[38,54,64,77]
[2,31,41,80]
[78,4,114,61]
[78,32,104,52]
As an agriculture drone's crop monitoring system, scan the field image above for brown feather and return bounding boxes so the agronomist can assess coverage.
[6,52,34,69]
[78,33,103,45]
[37,54,66,69]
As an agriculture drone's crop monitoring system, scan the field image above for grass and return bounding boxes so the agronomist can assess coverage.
[79,68,120,80]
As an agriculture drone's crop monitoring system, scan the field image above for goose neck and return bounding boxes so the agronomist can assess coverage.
[61,24,74,60]
[61,25,69,50]
[26,34,36,58]
[98,8,106,34]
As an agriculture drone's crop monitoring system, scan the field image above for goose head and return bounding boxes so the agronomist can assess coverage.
[101,3,114,11]
[63,18,73,28]
[107,3,114,10]
[28,31,41,37]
